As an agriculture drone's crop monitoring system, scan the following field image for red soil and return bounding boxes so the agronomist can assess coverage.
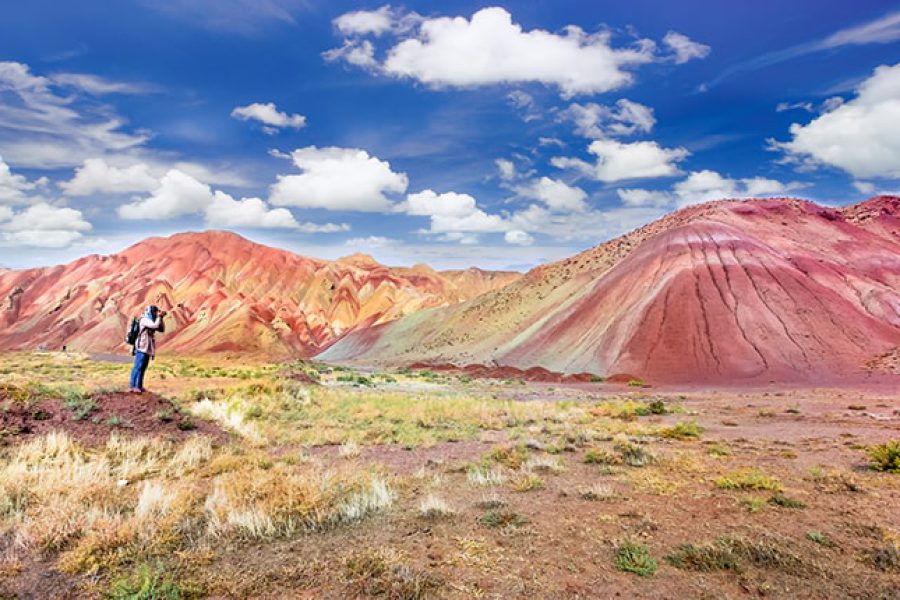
[0,389,227,446]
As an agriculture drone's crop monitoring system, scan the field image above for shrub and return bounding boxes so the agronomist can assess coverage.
[867,441,900,473]
[660,421,703,440]
[584,448,612,464]
[615,441,654,467]
[715,469,781,491]
[107,564,194,600]
[511,474,545,492]
[666,542,738,571]
[627,379,645,387]
[768,493,806,509]
[479,510,528,529]
[418,494,455,519]
[615,542,657,576]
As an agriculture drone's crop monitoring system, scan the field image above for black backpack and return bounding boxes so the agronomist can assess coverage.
[125,317,141,346]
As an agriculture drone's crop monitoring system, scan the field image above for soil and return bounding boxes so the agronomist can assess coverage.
[407,362,597,383]
[0,389,228,446]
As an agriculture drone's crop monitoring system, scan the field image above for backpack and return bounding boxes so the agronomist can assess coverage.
[125,317,141,346]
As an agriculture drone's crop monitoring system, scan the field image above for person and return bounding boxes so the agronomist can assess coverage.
[129,305,166,393]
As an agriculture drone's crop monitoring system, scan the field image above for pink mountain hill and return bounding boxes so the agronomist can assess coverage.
[0,231,520,357]
[319,196,900,384]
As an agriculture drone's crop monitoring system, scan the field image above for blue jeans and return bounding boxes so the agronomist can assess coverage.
[130,351,150,390]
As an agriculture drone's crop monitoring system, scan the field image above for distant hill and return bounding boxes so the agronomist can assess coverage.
[319,197,900,384]
[0,231,521,356]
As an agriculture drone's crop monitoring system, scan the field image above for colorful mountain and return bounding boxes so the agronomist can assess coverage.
[0,231,520,356]
[319,197,900,384]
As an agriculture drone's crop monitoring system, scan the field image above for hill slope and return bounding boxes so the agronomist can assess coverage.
[0,231,520,356]
[319,197,900,384]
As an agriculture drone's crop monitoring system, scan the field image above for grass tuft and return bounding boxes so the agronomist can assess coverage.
[615,541,657,576]
[867,441,900,473]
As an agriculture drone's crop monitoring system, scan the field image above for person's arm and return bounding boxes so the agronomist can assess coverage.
[140,315,164,330]
[158,314,166,333]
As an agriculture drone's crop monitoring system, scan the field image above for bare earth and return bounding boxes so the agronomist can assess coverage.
[0,354,897,599]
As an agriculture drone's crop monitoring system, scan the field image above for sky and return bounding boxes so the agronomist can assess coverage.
[1,0,899,271]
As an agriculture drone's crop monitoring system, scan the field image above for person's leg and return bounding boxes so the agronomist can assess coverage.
[129,352,143,390]
[137,352,150,391]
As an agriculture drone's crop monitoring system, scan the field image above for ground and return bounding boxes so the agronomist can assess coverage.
[0,352,898,599]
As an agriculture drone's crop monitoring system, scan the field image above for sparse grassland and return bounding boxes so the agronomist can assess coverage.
[0,352,898,598]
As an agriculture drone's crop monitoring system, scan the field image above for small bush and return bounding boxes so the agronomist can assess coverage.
[176,417,196,431]
[627,379,645,387]
[805,531,833,546]
[768,493,806,509]
[479,510,528,529]
[107,564,193,600]
[511,473,545,492]
[661,421,703,440]
[418,494,455,519]
[740,497,766,513]
[615,542,657,576]
[579,483,615,501]
[615,441,654,467]
[715,469,781,491]
[867,441,900,473]
[666,542,738,571]
[584,448,612,464]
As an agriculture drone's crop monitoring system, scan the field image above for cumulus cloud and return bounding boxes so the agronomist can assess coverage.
[401,189,507,236]
[552,139,688,182]
[559,99,655,138]
[506,90,540,121]
[59,158,159,196]
[270,146,408,212]
[616,188,673,207]
[516,177,588,213]
[334,5,396,36]
[853,180,876,194]
[327,6,709,97]
[0,202,92,248]
[663,31,711,64]
[771,62,900,179]
[619,170,805,209]
[118,168,344,232]
[495,158,518,181]
[322,39,378,67]
[0,155,47,203]
[231,102,306,134]
[504,229,533,245]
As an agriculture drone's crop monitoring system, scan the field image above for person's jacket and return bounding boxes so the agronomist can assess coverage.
[136,315,165,358]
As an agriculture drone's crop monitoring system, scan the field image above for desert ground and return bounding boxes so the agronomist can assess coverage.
[0,352,897,599]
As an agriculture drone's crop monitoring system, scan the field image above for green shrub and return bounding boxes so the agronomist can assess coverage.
[660,421,703,440]
[768,493,806,509]
[715,469,781,491]
[666,542,739,571]
[615,542,657,576]
[479,510,528,529]
[627,379,645,387]
[107,564,196,600]
[867,441,900,473]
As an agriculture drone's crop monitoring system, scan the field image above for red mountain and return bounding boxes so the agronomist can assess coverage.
[0,231,520,357]
[319,197,900,384]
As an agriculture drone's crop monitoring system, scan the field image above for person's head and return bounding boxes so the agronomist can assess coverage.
[147,305,159,319]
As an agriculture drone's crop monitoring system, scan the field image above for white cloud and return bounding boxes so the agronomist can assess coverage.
[504,229,533,245]
[119,169,212,220]
[776,101,814,113]
[345,235,397,248]
[496,158,517,181]
[538,136,565,148]
[560,99,655,138]
[772,62,900,179]
[322,39,378,67]
[0,155,47,203]
[853,180,876,194]
[231,102,306,133]
[207,192,301,228]
[552,139,688,182]
[401,189,508,237]
[0,202,92,248]
[516,177,588,213]
[663,31,711,64]
[270,146,408,212]
[59,158,159,196]
[117,168,339,231]
[48,73,157,95]
[506,90,540,121]
[673,170,801,207]
[334,6,395,36]
[616,188,672,207]
[0,61,149,169]
[329,7,685,97]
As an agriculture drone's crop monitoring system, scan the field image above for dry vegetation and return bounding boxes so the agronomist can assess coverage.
[0,351,898,598]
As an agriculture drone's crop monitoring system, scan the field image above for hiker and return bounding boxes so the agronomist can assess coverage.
[129,305,166,393]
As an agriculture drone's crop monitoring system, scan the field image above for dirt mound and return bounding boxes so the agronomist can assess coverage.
[0,388,226,446]
[406,362,596,383]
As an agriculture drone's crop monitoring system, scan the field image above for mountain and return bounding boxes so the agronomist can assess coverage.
[0,231,520,356]
[319,196,900,384]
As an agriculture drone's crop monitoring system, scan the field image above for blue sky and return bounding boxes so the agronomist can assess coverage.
[1,0,898,270]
